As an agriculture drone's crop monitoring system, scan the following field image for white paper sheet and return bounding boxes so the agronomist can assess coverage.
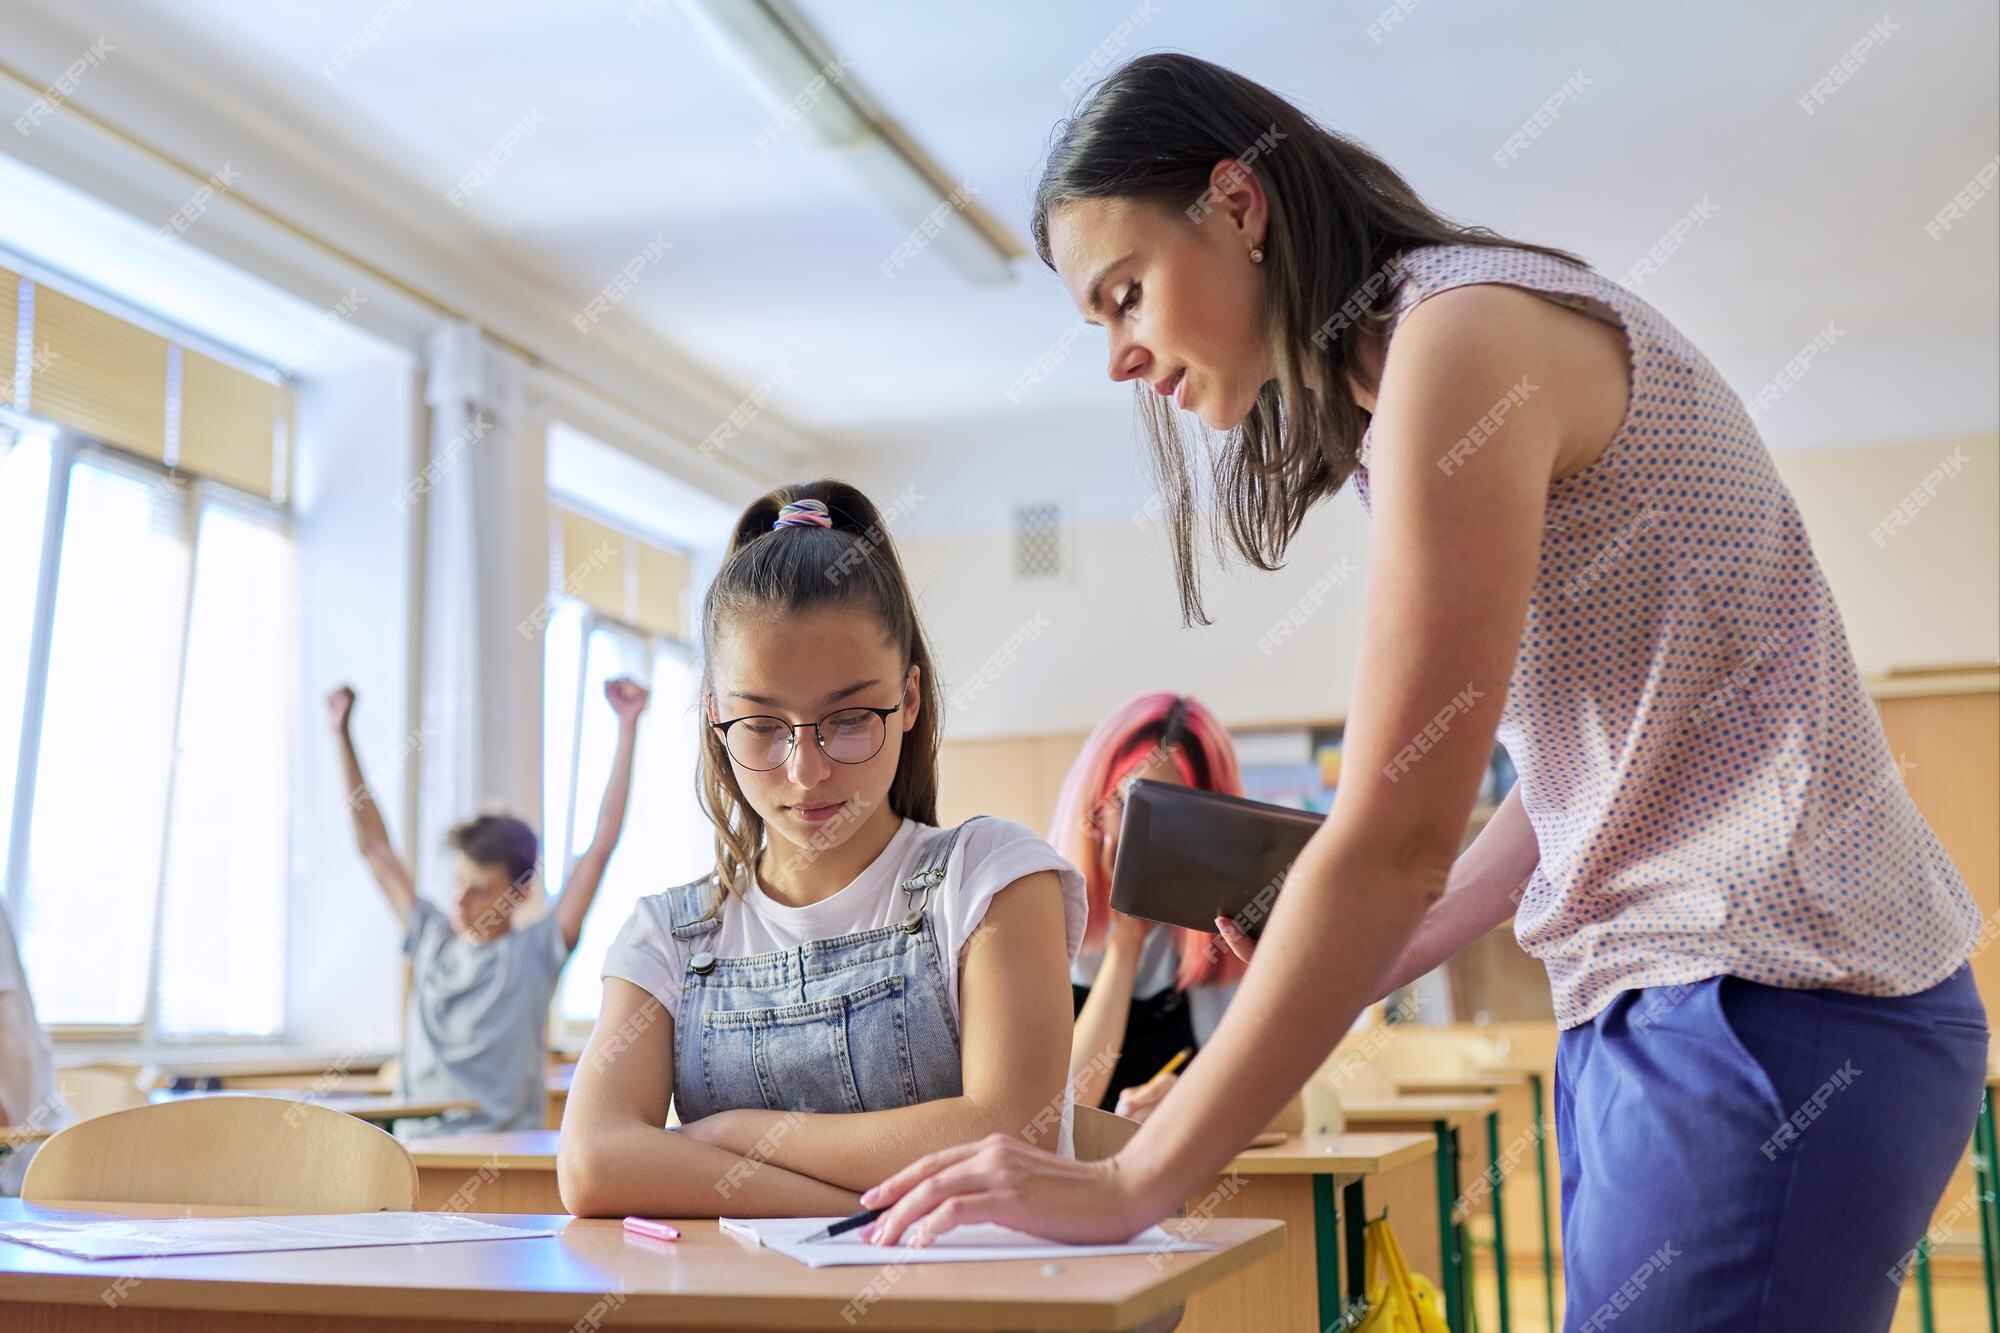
[0,1212,556,1261]
[718,1216,1214,1269]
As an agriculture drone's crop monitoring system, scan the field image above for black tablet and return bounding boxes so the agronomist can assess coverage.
[1108,779,1324,938]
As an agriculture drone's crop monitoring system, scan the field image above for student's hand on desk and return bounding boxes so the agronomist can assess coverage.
[325,685,356,734]
[860,1137,1170,1248]
[1113,1072,1176,1124]
[605,677,651,724]
[1214,915,1257,963]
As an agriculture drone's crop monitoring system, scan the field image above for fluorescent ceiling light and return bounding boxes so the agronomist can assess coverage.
[676,0,1016,286]
[674,0,868,150]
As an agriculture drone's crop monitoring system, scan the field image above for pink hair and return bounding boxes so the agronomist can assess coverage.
[1050,692,1249,991]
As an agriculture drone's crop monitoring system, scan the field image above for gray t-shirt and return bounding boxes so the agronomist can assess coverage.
[400,899,570,1133]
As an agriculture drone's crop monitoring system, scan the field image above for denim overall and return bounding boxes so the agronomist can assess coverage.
[667,821,978,1121]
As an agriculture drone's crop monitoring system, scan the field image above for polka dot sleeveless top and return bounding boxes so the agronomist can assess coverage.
[1350,243,1981,1029]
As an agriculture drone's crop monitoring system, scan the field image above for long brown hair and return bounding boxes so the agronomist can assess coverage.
[697,479,943,899]
[1032,53,1584,624]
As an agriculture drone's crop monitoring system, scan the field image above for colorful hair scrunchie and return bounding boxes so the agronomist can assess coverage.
[772,498,833,530]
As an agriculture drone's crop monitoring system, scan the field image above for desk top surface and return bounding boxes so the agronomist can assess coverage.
[1337,1093,1498,1126]
[0,1199,1283,1329]
[1394,1071,1531,1095]
[1225,1131,1435,1177]
[407,1129,561,1168]
[404,1128,1438,1182]
[147,1090,473,1120]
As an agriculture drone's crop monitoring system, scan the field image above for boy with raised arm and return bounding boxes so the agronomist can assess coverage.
[327,678,649,1133]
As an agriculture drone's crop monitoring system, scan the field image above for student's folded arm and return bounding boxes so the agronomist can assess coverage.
[683,871,1073,1194]
[556,978,863,1218]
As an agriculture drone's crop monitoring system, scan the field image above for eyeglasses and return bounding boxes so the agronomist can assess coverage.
[710,704,902,772]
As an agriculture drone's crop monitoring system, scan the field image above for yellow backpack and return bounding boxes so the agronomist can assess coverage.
[1353,1213,1451,1332]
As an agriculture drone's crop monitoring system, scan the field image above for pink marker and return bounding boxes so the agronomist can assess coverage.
[623,1217,681,1242]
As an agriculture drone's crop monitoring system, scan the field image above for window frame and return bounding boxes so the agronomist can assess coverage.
[544,601,699,1042]
[1,411,297,1044]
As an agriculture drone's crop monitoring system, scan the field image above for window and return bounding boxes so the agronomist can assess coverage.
[546,607,708,1027]
[0,263,296,1040]
[1,434,296,1038]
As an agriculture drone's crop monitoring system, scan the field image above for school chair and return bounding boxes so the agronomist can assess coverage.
[23,1095,417,1211]
[1072,1104,1142,1161]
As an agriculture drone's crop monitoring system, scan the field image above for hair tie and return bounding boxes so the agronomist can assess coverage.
[772,499,833,530]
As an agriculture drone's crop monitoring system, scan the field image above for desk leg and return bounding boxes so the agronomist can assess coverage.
[1435,1119,1466,1333]
[1978,1090,1999,1333]
[1314,1173,1345,1332]
[1344,1177,1367,1317]
[1916,1242,1935,1333]
[1487,1109,1510,1333]
[1528,1072,1555,1333]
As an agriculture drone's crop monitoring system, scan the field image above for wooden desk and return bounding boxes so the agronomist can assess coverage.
[146,1089,474,1129]
[1340,1093,1501,1333]
[1178,1132,1434,1333]
[1401,1068,1553,1332]
[1967,1072,2000,1333]
[410,1131,562,1213]
[1395,1071,1529,1097]
[545,1062,575,1129]
[0,1198,1284,1331]
[98,1049,396,1091]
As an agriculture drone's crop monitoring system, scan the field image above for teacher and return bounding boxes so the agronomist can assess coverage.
[860,53,1987,1331]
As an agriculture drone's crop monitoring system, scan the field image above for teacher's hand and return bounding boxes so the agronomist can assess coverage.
[1215,914,1257,963]
[858,1134,1166,1248]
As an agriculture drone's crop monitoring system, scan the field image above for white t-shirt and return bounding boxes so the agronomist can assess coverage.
[604,817,1088,1027]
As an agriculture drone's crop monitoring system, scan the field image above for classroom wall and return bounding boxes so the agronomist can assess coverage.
[1772,432,2000,677]
[287,357,423,1052]
[902,492,1374,741]
[853,431,1999,741]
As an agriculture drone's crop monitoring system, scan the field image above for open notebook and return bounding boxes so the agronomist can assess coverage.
[0,1213,554,1261]
[718,1216,1214,1269]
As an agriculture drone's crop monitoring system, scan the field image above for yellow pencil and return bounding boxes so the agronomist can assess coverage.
[1138,1046,1193,1091]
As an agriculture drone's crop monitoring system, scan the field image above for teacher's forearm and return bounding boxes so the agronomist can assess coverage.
[1116,826,1445,1211]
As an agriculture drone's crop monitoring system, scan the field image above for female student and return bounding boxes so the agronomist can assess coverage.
[1060,692,1250,1121]
[861,55,1986,1329]
[558,481,1087,1219]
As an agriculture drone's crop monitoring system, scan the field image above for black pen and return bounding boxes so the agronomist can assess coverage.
[799,1206,882,1244]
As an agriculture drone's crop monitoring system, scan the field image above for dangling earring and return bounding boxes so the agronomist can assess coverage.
[1250,247,1265,264]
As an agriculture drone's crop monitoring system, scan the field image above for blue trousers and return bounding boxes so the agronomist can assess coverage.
[1555,966,1987,1331]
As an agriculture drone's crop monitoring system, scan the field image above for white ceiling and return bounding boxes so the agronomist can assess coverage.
[10,0,1999,507]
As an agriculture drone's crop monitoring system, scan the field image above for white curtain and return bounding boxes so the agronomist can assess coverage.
[415,324,546,904]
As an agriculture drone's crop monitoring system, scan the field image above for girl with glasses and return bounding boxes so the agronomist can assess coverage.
[558,480,1087,1219]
